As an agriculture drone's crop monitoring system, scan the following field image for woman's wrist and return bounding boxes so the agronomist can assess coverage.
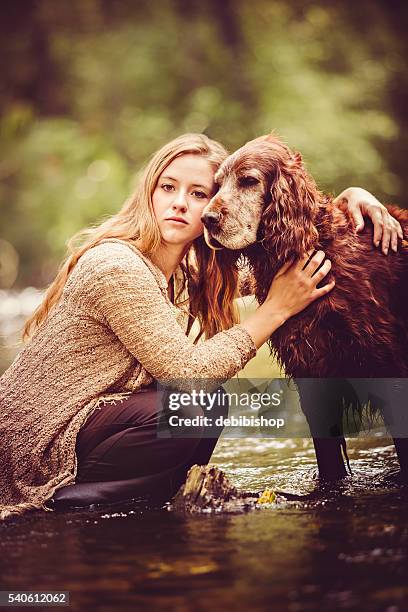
[240,302,288,349]
[260,299,289,327]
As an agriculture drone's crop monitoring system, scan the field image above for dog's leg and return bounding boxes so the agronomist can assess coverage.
[356,378,408,483]
[296,379,358,481]
[393,439,408,481]
[393,381,408,479]
[311,438,347,480]
[376,379,408,481]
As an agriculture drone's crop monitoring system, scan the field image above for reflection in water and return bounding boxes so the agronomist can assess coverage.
[1,437,408,611]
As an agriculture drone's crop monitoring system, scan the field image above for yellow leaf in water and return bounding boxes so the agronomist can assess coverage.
[257,488,276,504]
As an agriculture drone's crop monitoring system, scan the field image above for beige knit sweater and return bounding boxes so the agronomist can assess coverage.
[0,238,257,520]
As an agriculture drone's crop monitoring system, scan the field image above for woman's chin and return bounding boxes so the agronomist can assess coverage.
[160,232,196,249]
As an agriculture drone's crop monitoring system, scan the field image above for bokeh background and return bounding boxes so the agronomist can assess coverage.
[1,0,407,371]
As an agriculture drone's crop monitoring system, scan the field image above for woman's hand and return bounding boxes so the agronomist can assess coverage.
[333,187,403,255]
[265,251,334,321]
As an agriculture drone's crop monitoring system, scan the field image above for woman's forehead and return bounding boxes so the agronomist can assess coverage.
[161,154,215,186]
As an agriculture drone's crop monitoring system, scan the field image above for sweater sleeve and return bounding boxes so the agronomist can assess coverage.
[74,244,257,381]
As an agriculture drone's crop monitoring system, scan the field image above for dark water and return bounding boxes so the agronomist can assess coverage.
[1,437,407,611]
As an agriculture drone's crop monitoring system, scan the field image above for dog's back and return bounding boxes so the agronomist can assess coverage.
[265,203,408,379]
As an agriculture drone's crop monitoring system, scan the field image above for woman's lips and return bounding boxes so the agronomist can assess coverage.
[165,217,188,225]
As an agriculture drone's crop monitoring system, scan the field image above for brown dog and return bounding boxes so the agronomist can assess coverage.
[202,133,408,480]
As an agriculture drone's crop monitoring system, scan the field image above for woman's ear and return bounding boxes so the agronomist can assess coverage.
[261,155,319,261]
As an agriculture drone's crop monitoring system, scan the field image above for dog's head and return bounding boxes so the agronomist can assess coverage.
[202,133,320,259]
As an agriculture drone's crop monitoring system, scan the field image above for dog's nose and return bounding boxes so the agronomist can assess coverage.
[201,211,221,227]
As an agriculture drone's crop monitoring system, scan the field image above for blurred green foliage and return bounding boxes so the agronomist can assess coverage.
[0,0,407,287]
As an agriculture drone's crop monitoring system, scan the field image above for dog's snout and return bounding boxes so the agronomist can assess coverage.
[201,211,222,227]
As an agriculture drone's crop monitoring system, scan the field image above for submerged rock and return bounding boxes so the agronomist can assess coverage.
[169,464,276,514]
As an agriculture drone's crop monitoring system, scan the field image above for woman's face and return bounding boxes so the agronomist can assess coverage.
[152,154,216,248]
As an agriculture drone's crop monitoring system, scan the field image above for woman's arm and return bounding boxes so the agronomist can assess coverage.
[334,187,403,255]
[78,243,332,380]
[79,243,255,382]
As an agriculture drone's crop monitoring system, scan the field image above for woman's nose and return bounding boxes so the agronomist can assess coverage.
[172,191,188,212]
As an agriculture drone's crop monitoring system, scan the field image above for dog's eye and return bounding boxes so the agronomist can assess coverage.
[239,176,259,187]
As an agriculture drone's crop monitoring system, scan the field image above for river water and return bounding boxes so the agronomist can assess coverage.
[1,293,407,610]
[0,436,407,611]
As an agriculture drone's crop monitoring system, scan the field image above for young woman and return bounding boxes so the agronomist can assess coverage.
[0,133,401,520]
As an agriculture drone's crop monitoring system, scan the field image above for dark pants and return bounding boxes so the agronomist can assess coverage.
[50,386,227,509]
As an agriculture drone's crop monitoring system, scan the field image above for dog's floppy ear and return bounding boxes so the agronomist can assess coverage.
[261,148,319,261]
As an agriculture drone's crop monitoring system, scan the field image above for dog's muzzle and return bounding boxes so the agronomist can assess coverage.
[201,211,222,228]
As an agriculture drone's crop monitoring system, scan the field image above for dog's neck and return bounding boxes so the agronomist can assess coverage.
[244,196,351,304]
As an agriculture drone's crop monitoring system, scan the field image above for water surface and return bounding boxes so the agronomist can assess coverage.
[1,436,407,611]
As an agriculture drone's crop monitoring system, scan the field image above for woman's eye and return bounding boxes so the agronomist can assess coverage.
[192,191,208,199]
[161,183,174,192]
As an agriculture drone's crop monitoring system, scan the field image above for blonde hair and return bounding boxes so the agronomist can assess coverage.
[22,133,240,342]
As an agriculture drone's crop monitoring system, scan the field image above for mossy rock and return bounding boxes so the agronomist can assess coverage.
[169,464,270,514]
